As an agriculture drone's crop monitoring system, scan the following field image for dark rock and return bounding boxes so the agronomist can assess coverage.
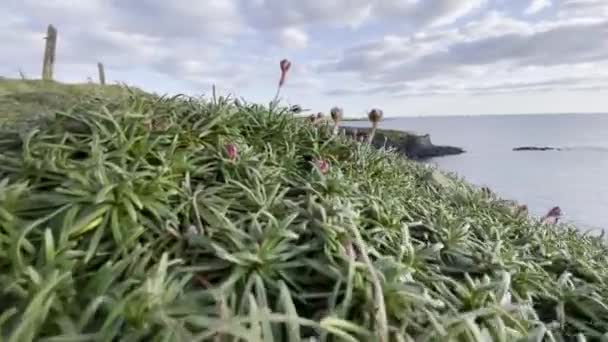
[342,126,465,159]
[513,146,561,151]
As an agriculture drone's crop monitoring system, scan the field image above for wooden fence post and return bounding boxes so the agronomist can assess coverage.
[42,25,57,81]
[97,62,106,85]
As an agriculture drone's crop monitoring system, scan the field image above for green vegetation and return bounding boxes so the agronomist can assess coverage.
[0,79,142,131]
[1,79,608,341]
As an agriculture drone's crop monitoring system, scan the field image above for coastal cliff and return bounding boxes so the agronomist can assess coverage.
[342,126,465,159]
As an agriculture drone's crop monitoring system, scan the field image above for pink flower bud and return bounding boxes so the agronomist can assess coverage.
[280,59,292,73]
[225,144,238,160]
[279,59,292,87]
[315,159,330,174]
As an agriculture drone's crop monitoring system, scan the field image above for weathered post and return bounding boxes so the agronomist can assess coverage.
[42,25,57,81]
[97,62,106,85]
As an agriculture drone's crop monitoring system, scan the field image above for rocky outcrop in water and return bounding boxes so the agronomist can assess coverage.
[343,127,465,160]
[513,146,561,151]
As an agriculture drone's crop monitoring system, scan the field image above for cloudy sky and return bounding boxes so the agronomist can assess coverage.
[3,0,608,116]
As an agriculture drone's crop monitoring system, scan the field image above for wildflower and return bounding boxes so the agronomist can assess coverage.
[272,59,292,105]
[330,107,343,135]
[225,143,238,160]
[316,112,325,122]
[367,108,384,144]
[279,59,292,87]
[315,159,330,174]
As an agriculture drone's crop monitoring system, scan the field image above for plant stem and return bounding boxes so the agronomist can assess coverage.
[348,223,388,342]
[368,122,378,144]
[272,85,282,108]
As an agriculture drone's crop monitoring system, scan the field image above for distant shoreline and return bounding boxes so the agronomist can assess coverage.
[341,126,465,159]
[345,112,608,120]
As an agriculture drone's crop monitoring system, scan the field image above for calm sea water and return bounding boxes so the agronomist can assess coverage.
[349,114,608,231]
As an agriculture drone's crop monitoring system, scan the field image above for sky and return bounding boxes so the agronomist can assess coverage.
[2,0,608,117]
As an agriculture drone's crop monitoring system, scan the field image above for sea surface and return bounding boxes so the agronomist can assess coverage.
[348,114,608,231]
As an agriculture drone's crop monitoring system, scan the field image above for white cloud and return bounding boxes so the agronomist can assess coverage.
[525,0,552,15]
[321,13,608,96]
[241,0,487,30]
[279,27,309,49]
[557,0,608,18]
[241,0,374,29]
[376,0,488,27]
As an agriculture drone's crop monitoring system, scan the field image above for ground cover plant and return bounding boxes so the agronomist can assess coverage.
[1,81,608,341]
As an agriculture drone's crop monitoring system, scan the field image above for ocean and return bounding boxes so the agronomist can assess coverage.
[347,114,608,231]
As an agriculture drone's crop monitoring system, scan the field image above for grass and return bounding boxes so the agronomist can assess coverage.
[0,79,143,130]
[1,79,608,341]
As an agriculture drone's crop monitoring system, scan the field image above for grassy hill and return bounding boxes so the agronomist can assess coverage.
[0,79,141,130]
[1,78,608,341]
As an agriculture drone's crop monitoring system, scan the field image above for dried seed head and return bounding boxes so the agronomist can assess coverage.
[330,107,343,123]
[308,114,317,123]
[368,109,384,124]
[316,112,325,120]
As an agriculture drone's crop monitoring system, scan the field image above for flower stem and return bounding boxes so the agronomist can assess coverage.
[368,122,378,144]
[272,85,282,108]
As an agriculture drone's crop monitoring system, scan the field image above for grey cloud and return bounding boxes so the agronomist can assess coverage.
[323,19,608,88]
[108,0,242,39]
[376,0,487,27]
[558,0,608,17]
[241,0,486,31]
[465,76,608,92]
[438,21,607,66]
[240,0,373,29]
[1,0,243,84]
[325,75,608,97]
[325,83,410,96]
